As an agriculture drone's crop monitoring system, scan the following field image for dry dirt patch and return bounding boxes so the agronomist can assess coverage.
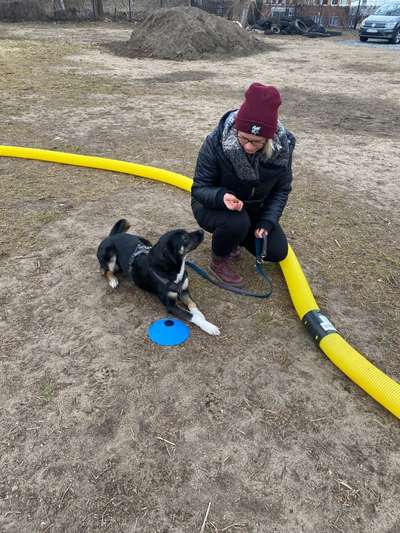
[341,61,400,74]
[0,21,399,533]
[138,70,216,83]
[282,86,400,138]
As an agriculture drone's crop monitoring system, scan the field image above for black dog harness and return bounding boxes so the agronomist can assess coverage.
[151,269,187,297]
[127,243,186,297]
[127,243,152,279]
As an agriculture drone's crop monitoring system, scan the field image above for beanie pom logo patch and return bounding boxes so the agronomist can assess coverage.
[251,125,261,135]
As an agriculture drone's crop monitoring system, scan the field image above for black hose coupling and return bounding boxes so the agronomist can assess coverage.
[302,310,337,345]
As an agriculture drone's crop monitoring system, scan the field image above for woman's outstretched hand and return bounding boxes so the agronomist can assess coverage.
[223,193,243,211]
[255,228,268,238]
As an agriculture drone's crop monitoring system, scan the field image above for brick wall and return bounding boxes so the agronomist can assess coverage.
[295,4,350,26]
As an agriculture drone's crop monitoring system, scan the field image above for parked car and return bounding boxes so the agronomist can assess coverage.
[359,2,400,43]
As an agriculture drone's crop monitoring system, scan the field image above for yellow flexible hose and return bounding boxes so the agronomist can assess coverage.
[1,144,399,419]
[280,248,400,418]
[0,145,193,192]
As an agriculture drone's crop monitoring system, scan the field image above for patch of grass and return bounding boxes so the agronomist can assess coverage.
[39,382,54,402]
[255,309,275,326]
[29,210,61,226]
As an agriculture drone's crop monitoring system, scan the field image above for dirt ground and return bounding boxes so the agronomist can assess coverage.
[0,22,399,533]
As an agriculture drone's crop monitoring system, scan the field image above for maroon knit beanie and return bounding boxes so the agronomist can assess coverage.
[235,82,282,139]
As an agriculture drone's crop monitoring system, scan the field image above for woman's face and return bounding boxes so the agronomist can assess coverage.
[237,131,267,155]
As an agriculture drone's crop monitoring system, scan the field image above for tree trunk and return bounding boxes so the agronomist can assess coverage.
[93,0,104,19]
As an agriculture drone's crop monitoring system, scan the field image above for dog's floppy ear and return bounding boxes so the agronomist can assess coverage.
[163,237,180,266]
[149,231,178,268]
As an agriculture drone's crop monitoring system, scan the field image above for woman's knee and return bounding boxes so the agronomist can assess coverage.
[266,226,288,262]
[267,242,288,262]
[221,210,251,239]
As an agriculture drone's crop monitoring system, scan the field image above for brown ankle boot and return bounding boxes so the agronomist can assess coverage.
[209,254,244,286]
[229,246,242,261]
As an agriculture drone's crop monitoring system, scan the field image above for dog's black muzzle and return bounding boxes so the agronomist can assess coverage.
[185,229,204,254]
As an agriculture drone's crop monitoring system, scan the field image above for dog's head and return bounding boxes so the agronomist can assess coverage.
[151,229,204,269]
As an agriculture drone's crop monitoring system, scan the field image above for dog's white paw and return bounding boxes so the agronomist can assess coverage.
[109,278,119,289]
[202,321,221,336]
[190,309,220,336]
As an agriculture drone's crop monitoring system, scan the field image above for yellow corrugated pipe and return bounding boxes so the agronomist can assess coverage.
[1,144,399,419]
[280,247,400,419]
[0,145,193,192]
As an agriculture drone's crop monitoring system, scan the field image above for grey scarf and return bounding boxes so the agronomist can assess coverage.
[221,111,290,183]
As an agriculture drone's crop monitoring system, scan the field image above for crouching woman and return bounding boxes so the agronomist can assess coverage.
[191,82,296,286]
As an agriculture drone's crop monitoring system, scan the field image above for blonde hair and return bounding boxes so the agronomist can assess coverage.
[262,138,274,159]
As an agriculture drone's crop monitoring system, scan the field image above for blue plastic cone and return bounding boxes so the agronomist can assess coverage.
[148,318,190,346]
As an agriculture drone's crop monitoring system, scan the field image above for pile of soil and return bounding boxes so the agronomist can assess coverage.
[111,7,272,60]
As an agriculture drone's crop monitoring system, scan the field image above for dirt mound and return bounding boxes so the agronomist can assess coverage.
[112,7,272,60]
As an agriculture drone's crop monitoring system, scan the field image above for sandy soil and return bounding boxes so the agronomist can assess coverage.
[0,22,399,533]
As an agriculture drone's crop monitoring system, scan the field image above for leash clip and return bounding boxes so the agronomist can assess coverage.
[261,234,268,258]
[256,235,268,264]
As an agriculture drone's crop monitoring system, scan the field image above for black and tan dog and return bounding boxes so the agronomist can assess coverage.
[97,219,220,336]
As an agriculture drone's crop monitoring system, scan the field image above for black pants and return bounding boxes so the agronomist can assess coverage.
[192,202,288,262]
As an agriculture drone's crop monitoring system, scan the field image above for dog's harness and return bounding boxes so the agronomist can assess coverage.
[150,270,187,297]
[127,243,186,296]
[127,243,152,278]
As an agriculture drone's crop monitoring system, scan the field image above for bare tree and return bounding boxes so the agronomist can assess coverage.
[92,0,104,19]
[54,0,66,12]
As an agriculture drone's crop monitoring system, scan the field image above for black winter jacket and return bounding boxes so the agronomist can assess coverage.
[191,111,296,232]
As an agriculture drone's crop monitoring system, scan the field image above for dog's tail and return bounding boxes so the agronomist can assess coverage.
[109,219,130,236]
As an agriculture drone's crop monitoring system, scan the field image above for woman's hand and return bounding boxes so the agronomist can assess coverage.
[255,228,268,239]
[223,193,243,211]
